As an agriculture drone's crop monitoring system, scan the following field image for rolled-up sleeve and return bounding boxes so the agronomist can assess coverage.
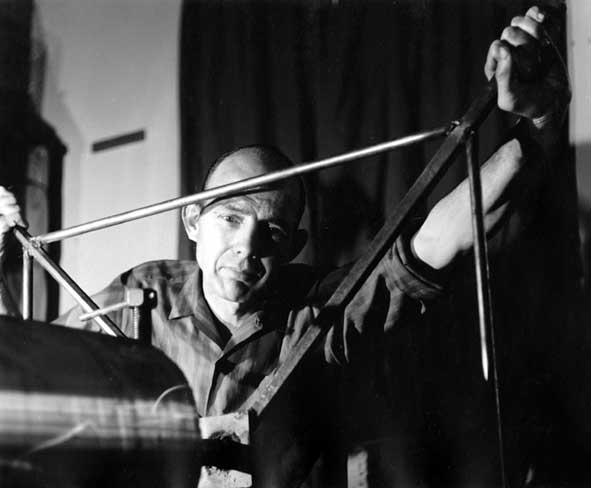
[391,232,445,302]
[322,233,446,365]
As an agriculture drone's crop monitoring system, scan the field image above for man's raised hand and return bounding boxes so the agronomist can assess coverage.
[0,186,27,262]
[484,5,570,128]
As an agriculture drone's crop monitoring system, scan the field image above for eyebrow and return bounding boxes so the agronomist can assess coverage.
[203,198,251,214]
[217,201,251,213]
[209,199,291,233]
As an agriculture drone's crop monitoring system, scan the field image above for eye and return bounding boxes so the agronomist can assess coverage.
[219,213,242,225]
[268,225,288,243]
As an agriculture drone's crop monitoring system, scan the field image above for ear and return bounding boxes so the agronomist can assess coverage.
[182,204,202,242]
[287,228,308,262]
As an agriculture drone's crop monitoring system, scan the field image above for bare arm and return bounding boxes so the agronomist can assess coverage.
[412,5,569,270]
[412,138,526,269]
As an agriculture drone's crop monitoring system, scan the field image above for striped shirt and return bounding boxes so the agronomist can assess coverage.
[56,236,443,417]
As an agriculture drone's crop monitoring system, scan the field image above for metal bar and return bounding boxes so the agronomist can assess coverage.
[79,301,128,322]
[21,251,33,320]
[33,128,447,245]
[249,80,497,420]
[466,134,491,382]
[465,133,506,487]
[12,227,125,337]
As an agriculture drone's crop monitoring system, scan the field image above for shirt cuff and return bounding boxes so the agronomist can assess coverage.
[390,228,446,302]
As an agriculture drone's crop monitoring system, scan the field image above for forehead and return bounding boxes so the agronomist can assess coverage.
[208,150,286,186]
[207,192,291,222]
[205,150,301,225]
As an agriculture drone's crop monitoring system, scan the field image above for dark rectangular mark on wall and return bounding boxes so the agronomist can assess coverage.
[92,130,146,153]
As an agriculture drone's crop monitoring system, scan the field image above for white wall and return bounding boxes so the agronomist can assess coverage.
[569,1,591,205]
[33,0,181,312]
[567,0,591,284]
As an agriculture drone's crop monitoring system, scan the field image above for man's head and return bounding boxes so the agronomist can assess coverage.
[182,146,307,308]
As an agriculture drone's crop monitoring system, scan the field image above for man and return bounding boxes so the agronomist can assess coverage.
[0,1,570,472]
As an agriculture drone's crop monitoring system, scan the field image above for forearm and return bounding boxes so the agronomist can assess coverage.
[412,118,559,270]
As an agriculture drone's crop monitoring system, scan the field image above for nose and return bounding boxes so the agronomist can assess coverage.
[233,220,263,259]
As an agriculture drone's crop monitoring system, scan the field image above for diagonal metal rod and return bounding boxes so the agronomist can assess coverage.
[32,127,446,245]
[12,227,125,337]
[465,133,506,488]
[249,80,498,420]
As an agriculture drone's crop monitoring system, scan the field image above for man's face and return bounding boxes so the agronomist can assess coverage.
[186,151,303,307]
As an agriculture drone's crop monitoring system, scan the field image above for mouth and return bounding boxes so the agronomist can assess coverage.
[221,267,261,285]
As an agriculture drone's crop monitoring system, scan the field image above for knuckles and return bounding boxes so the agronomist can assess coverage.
[501,26,530,46]
[511,15,543,40]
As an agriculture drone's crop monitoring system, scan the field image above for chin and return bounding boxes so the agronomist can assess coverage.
[221,281,257,304]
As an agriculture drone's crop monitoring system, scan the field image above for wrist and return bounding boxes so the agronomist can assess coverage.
[532,112,556,130]
[530,105,567,132]
[528,85,570,131]
[512,106,566,162]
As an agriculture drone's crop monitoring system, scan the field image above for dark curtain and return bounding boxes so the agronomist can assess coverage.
[179,0,522,266]
[180,1,582,486]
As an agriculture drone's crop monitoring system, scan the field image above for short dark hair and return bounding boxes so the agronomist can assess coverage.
[201,145,306,227]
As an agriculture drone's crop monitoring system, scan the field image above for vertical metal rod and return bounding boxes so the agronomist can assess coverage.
[12,227,124,337]
[466,134,491,382]
[465,133,506,488]
[21,251,33,320]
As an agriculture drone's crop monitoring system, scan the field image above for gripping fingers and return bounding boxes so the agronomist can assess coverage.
[0,188,27,228]
[484,40,512,82]
[501,25,536,48]
[499,18,546,83]
[510,15,545,41]
[526,6,546,23]
[0,206,25,228]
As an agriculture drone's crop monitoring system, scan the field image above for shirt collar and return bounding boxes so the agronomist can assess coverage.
[168,266,232,349]
[168,265,205,320]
